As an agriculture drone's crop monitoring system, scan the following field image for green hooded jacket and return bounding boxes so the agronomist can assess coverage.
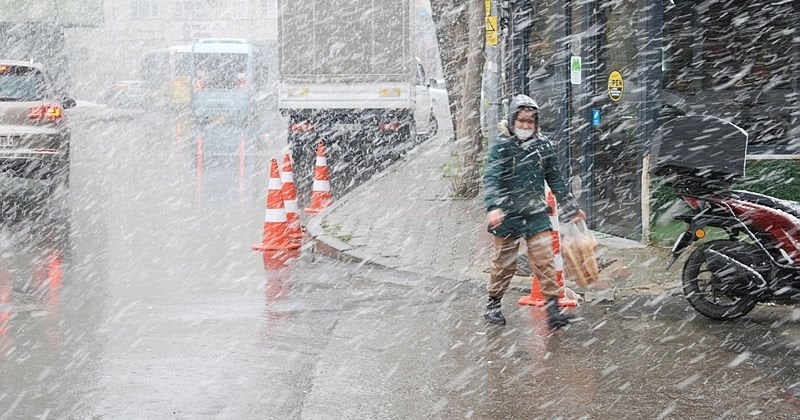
[483,96,578,238]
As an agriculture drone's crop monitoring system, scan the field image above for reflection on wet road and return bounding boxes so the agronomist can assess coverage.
[189,120,261,211]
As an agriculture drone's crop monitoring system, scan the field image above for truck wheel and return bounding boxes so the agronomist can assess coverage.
[289,133,316,204]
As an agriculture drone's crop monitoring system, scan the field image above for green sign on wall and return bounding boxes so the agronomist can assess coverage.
[0,0,103,27]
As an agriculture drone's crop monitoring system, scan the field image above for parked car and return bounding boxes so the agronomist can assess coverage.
[0,60,75,197]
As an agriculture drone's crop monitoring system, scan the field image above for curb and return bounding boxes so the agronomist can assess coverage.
[302,149,538,296]
[303,158,408,272]
[302,139,477,280]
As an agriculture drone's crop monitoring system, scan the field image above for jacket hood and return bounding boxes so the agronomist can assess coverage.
[507,94,540,136]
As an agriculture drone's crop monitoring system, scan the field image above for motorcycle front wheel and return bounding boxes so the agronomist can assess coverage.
[682,240,760,320]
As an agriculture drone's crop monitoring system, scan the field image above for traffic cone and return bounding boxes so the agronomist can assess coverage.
[252,158,298,251]
[281,153,303,245]
[519,188,578,307]
[519,275,548,307]
[304,142,333,216]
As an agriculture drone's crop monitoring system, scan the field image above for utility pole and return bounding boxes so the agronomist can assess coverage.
[484,0,500,142]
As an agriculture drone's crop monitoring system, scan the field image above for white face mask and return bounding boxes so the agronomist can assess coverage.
[515,128,534,140]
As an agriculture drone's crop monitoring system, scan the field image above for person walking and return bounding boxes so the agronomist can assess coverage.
[482,94,585,329]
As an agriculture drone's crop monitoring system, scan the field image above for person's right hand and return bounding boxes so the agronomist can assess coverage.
[486,209,505,229]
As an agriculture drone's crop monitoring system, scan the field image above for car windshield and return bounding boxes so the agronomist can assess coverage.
[0,65,47,101]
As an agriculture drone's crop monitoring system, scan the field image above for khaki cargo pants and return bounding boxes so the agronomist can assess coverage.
[488,230,559,299]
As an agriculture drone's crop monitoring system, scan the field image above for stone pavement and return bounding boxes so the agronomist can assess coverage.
[305,131,682,302]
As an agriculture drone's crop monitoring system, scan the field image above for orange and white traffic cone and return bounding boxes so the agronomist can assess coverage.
[519,274,548,307]
[304,142,333,216]
[252,158,298,251]
[281,153,303,246]
[518,188,578,307]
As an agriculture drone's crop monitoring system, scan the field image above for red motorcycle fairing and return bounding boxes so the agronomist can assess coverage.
[722,196,800,266]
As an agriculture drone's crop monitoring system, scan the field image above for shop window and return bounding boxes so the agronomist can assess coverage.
[603,0,638,77]
[661,1,797,151]
[131,0,158,19]
[527,0,563,132]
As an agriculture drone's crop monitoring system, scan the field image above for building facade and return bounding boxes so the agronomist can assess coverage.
[502,0,800,241]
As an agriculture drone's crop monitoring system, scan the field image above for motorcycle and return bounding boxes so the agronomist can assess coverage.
[651,115,800,320]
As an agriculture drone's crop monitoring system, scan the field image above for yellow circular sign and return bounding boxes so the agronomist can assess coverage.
[608,70,624,102]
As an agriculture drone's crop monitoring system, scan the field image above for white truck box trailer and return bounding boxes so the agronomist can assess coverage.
[278,0,435,193]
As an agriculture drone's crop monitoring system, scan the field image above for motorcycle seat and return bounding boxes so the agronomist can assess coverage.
[729,190,800,220]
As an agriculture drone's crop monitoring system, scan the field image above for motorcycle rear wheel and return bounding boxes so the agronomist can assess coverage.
[682,240,760,320]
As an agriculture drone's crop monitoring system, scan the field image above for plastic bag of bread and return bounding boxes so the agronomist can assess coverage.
[561,219,600,288]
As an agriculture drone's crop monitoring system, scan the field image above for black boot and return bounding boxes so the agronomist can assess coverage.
[484,297,506,325]
[546,298,574,330]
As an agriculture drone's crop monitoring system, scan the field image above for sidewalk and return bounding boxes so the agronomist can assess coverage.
[305,131,681,302]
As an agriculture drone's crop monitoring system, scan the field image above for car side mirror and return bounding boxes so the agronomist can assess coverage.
[62,97,77,109]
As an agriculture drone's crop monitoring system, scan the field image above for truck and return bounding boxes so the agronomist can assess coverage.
[278,0,436,192]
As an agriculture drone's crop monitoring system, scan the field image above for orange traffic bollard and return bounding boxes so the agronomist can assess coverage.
[519,188,578,307]
[253,158,299,251]
[281,153,303,246]
[304,142,333,216]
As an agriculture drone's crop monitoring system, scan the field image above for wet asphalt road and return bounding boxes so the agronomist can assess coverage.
[0,108,799,418]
